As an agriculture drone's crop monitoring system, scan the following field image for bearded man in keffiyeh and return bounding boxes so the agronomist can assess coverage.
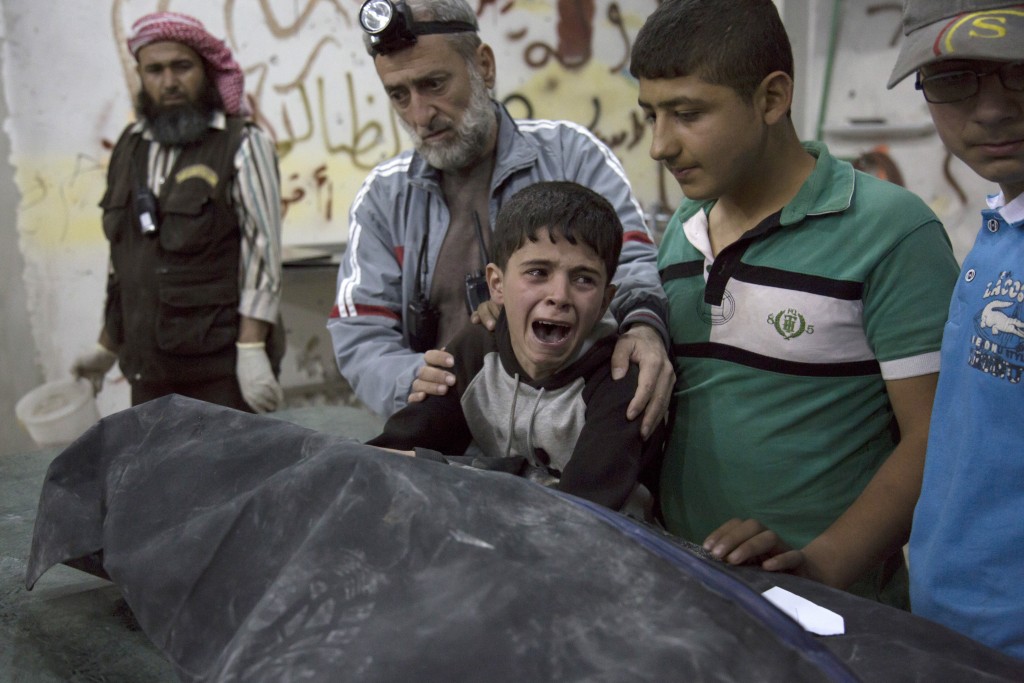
[70,11,286,416]
[128,11,251,144]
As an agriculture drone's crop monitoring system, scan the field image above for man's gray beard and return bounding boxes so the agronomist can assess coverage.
[401,70,496,172]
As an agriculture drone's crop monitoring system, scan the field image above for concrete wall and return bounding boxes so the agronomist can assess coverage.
[796,0,990,260]
[0,6,41,455]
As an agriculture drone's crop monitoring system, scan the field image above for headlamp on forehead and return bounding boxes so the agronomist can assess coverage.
[359,0,478,56]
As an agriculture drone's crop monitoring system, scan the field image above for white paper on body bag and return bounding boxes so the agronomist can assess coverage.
[761,586,846,636]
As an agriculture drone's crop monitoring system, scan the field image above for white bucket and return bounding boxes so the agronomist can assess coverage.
[15,378,101,448]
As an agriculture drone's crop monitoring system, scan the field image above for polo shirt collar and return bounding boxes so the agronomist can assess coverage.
[779,140,854,226]
[987,191,1024,224]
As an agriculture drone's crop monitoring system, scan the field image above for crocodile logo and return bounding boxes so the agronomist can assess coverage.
[970,271,1024,383]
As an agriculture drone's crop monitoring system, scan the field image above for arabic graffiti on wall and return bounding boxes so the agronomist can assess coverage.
[89,0,668,246]
[4,0,674,396]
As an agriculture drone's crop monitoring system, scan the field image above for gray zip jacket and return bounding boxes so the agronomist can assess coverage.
[329,103,668,417]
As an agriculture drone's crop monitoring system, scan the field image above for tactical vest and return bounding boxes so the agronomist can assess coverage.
[100,119,246,384]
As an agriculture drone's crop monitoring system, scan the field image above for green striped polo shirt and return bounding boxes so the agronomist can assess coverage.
[659,142,959,561]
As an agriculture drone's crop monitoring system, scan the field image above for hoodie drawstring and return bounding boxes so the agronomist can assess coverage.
[525,387,545,467]
[504,373,520,459]
[503,376,546,471]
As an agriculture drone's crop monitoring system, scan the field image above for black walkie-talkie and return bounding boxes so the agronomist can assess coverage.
[130,146,159,235]
[464,211,491,315]
[134,185,159,235]
[407,293,439,353]
[408,227,439,352]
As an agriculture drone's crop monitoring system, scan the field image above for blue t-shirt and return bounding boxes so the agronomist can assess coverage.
[909,191,1024,660]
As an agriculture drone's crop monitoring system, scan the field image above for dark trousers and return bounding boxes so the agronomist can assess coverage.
[131,376,253,413]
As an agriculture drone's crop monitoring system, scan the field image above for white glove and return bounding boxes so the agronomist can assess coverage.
[71,343,118,394]
[236,341,284,413]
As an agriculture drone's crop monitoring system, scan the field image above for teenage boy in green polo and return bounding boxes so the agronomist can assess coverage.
[631,0,959,605]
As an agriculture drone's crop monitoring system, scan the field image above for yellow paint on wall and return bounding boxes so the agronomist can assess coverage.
[14,156,110,250]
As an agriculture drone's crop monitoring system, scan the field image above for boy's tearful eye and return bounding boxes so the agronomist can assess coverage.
[533,320,571,342]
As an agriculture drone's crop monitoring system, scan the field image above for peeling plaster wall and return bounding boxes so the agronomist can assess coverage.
[0,2,40,455]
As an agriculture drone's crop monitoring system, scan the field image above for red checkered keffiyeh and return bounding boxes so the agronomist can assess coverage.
[127,12,250,116]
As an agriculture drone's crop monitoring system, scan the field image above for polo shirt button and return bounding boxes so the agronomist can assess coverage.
[987,218,1000,232]
[965,268,975,282]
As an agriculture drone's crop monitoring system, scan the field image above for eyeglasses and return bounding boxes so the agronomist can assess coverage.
[915,62,1024,104]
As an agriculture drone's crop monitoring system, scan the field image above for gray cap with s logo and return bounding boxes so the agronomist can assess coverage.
[888,0,1024,88]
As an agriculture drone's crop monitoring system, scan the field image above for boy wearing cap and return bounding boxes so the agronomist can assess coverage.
[631,0,960,606]
[888,0,1024,659]
[71,12,285,413]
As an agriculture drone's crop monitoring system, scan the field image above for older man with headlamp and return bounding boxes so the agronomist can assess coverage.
[329,0,672,438]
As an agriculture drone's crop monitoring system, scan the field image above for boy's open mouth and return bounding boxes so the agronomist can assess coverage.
[532,320,572,343]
